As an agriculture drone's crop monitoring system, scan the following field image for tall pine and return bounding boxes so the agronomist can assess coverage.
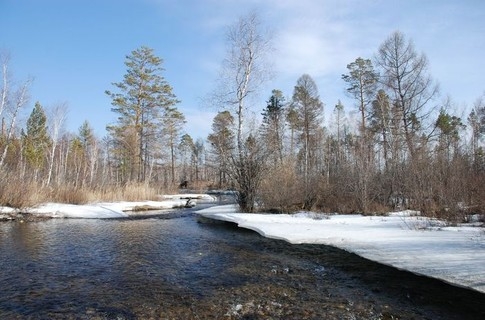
[106,46,179,182]
[22,101,50,171]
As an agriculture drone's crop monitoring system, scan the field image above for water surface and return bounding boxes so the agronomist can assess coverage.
[0,209,484,319]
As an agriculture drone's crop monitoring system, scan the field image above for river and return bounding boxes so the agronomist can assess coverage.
[0,206,484,319]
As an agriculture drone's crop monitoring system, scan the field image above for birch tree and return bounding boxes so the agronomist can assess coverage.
[211,12,272,211]
[0,53,32,169]
[46,103,67,186]
[215,12,272,156]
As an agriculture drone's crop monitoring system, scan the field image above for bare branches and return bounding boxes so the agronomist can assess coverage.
[375,31,439,159]
[0,54,33,168]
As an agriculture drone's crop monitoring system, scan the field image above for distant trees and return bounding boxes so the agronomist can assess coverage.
[254,30,484,220]
[0,47,196,208]
[1,26,485,222]
[161,106,186,184]
[468,94,485,159]
[46,103,67,186]
[341,58,378,212]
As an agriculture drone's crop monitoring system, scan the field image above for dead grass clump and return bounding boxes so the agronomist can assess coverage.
[48,185,92,205]
[121,182,159,201]
[91,183,161,202]
[0,173,44,208]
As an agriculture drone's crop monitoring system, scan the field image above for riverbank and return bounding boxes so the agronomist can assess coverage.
[197,204,485,295]
[0,194,216,221]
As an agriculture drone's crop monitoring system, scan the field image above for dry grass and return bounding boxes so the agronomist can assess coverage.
[99,182,160,202]
[0,170,170,208]
[0,173,42,208]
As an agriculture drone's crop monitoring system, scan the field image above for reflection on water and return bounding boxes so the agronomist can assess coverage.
[0,210,484,319]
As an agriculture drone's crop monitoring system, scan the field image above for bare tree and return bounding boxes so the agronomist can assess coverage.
[46,102,67,186]
[208,111,235,188]
[0,53,9,122]
[0,53,33,169]
[374,31,438,159]
[290,74,324,210]
[210,12,272,212]
[214,11,272,157]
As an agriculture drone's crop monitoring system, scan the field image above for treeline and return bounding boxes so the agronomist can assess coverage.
[1,17,484,221]
[205,17,485,222]
[0,47,199,207]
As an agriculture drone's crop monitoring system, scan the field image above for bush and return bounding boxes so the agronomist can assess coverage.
[259,162,301,213]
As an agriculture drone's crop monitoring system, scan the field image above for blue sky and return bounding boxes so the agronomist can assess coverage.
[2,0,484,140]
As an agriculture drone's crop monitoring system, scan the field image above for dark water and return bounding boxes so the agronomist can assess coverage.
[0,208,484,319]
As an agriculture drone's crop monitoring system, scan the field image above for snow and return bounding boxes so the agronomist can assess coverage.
[0,194,217,219]
[197,205,485,294]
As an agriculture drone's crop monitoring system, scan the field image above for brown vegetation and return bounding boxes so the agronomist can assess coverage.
[2,30,485,225]
[0,169,165,209]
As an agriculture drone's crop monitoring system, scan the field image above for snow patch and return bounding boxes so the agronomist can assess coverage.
[197,206,485,294]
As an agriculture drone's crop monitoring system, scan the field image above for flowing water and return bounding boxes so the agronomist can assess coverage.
[0,206,484,319]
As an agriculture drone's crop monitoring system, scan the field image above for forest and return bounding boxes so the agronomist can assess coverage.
[1,13,484,223]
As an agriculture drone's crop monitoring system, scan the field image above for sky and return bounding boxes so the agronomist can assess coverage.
[1,0,484,141]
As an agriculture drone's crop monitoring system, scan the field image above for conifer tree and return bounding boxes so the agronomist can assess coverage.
[261,89,286,164]
[22,101,50,170]
[342,57,378,134]
[106,46,179,182]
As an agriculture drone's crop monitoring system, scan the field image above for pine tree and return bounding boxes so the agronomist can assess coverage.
[22,101,50,171]
[261,89,286,164]
[342,57,378,134]
[106,46,179,182]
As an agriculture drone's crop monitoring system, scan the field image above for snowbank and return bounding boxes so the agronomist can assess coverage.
[197,205,485,294]
[0,194,217,220]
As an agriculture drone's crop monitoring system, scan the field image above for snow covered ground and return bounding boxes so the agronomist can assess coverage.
[197,205,485,294]
[0,194,216,219]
